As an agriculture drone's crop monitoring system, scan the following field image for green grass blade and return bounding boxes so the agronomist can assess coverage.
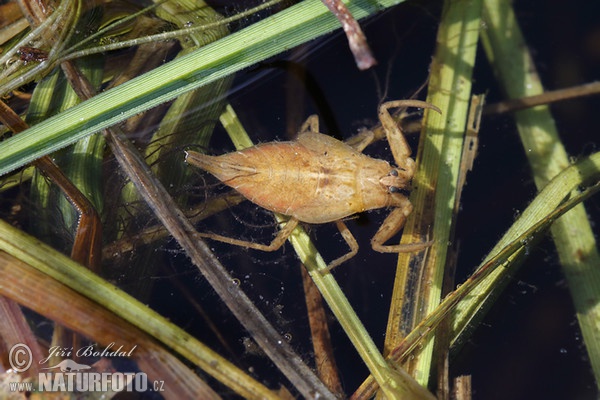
[481,0,600,384]
[28,59,104,244]
[0,0,406,176]
[450,0,600,385]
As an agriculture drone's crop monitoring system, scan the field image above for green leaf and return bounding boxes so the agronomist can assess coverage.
[0,0,405,176]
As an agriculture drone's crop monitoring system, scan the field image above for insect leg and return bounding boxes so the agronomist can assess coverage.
[379,100,441,171]
[371,205,432,253]
[299,115,320,133]
[321,220,359,273]
[344,128,375,152]
[194,218,299,252]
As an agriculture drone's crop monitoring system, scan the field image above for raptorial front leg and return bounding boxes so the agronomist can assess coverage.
[378,100,441,172]
[194,218,299,252]
[371,202,432,253]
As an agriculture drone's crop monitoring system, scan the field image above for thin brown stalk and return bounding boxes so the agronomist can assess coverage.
[301,266,344,397]
[0,100,102,273]
[320,0,376,70]
[104,126,336,399]
[16,0,48,27]
[483,81,600,115]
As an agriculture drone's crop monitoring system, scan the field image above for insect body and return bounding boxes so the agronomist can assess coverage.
[186,100,441,270]
[188,132,406,223]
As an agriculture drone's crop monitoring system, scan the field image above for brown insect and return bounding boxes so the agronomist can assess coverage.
[186,100,441,270]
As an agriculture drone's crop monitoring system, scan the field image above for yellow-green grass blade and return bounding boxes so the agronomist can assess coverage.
[399,156,600,360]
[384,0,483,386]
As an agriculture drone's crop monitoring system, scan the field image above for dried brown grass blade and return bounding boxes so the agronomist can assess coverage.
[0,250,220,399]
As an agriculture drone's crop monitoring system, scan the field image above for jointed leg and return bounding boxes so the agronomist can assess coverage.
[194,218,299,252]
[322,220,359,273]
[344,128,376,152]
[378,100,441,171]
[301,115,377,154]
[371,203,432,253]
[300,115,319,133]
